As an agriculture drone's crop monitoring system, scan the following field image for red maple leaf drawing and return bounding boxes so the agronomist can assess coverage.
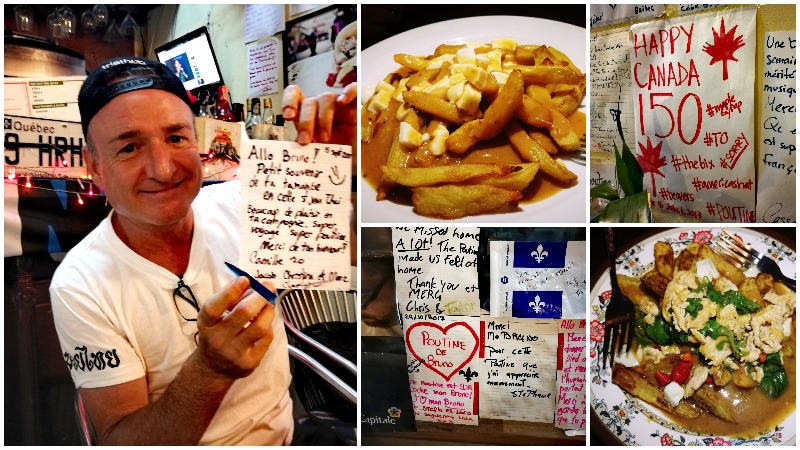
[635,137,667,194]
[702,17,745,81]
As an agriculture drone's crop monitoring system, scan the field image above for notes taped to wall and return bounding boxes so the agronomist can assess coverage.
[757,30,796,223]
[406,316,481,425]
[555,319,586,432]
[479,318,559,422]
[392,227,480,319]
[238,139,352,290]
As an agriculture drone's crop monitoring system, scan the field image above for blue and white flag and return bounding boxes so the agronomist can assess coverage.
[490,241,586,319]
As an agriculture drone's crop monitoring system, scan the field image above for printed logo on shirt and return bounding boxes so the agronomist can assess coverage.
[513,241,568,268]
[63,345,121,372]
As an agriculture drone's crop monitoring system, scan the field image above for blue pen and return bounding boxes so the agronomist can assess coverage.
[224,262,277,304]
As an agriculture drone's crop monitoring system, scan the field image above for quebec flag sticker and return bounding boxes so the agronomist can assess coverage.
[513,241,568,268]
[511,291,563,318]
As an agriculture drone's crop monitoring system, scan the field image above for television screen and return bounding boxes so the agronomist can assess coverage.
[155,26,224,94]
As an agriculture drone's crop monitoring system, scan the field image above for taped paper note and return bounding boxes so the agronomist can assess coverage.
[479,318,559,422]
[392,227,480,318]
[406,316,481,425]
[555,319,587,432]
[631,7,757,222]
[237,139,352,290]
[590,4,665,29]
[757,31,796,223]
[489,241,586,319]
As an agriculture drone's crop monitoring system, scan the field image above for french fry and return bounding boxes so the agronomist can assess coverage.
[674,243,700,272]
[739,277,765,308]
[654,242,675,279]
[693,386,736,423]
[617,274,658,306]
[361,108,379,143]
[612,365,700,419]
[477,162,539,191]
[394,53,430,72]
[755,273,774,295]
[412,184,522,219]
[641,269,670,297]
[529,131,559,155]
[505,119,577,184]
[380,164,519,187]
[446,69,524,153]
[508,65,585,85]
[697,244,746,286]
[402,91,475,124]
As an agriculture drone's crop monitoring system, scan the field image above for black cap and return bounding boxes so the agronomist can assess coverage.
[78,56,193,138]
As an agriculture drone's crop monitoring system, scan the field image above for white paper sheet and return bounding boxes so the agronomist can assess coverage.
[479,318,559,422]
[757,30,796,223]
[392,227,480,318]
[555,319,587,432]
[489,241,586,319]
[237,139,352,290]
[406,315,481,425]
[590,4,665,29]
[244,4,285,43]
[631,7,757,222]
[247,38,281,97]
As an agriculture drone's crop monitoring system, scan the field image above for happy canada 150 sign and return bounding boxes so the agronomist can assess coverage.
[631,7,757,222]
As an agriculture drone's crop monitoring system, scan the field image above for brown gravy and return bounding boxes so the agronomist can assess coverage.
[360,104,585,208]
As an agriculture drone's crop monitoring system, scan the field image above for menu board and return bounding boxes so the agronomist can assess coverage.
[756,30,796,223]
[237,139,352,290]
[631,7,757,222]
[479,318,559,422]
[555,319,587,432]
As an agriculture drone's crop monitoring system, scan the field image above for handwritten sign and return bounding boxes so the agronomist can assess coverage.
[406,316,481,425]
[4,115,85,179]
[489,241,586,319]
[555,319,587,432]
[757,31,796,223]
[244,4,284,43]
[590,4,665,29]
[392,227,480,318]
[247,38,281,97]
[631,7,757,222]
[677,5,725,15]
[479,318,558,422]
[237,139,352,290]
[590,28,636,155]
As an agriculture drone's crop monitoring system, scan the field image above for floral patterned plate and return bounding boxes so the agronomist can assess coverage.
[590,228,796,446]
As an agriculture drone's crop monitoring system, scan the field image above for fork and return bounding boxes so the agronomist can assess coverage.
[715,231,796,291]
[570,136,586,164]
[601,227,636,369]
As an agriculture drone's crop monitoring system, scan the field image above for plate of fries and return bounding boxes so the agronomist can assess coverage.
[590,229,796,445]
[360,16,586,223]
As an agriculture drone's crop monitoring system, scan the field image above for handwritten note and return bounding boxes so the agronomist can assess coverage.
[406,316,481,425]
[479,319,558,422]
[590,4,665,29]
[631,7,757,222]
[247,38,281,97]
[555,320,587,432]
[677,5,724,15]
[237,139,352,290]
[392,227,480,318]
[757,31,796,223]
[590,28,636,155]
[489,241,586,319]
[244,4,285,43]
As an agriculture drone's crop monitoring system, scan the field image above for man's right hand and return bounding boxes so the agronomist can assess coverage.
[196,277,276,379]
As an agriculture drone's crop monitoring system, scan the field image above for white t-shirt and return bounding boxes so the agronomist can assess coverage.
[50,181,293,445]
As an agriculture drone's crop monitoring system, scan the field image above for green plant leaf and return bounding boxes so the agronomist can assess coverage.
[589,182,620,200]
[621,140,644,194]
[613,141,636,197]
[597,191,651,223]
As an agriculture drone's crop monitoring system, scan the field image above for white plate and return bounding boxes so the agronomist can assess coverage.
[360,15,587,224]
[589,228,796,445]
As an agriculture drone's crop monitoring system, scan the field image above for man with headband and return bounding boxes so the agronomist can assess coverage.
[49,57,356,445]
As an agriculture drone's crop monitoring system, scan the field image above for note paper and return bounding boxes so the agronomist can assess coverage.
[406,316,481,425]
[479,318,559,422]
[489,241,586,319]
[555,319,587,432]
[237,139,352,290]
[392,227,480,318]
[631,7,757,222]
[244,4,285,43]
[757,31,796,223]
[589,28,636,156]
[590,4,665,29]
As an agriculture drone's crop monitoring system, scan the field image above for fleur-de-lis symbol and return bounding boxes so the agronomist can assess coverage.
[459,367,478,382]
[529,295,545,314]
[532,244,548,263]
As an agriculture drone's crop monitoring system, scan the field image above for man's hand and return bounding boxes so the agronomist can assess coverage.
[282,83,357,149]
[196,277,276,379]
